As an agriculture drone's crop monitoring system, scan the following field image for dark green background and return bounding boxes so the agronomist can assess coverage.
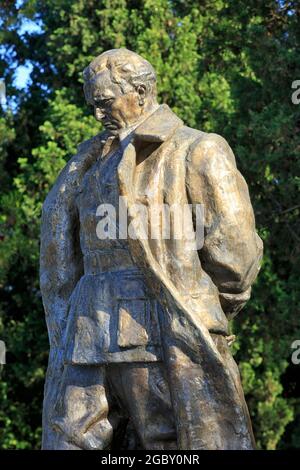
[0,0,299,449]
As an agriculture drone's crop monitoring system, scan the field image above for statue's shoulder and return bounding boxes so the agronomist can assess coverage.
[43,130,107,212]
[76,130,108,157]
[185,130,236,170]
[65,130,107,175]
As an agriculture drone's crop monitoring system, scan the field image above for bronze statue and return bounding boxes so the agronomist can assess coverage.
[40,48,263,450]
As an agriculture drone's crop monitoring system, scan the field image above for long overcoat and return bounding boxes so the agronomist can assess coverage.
[40,104,263,449]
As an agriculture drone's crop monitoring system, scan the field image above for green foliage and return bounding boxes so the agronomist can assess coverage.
[0,0,299,450]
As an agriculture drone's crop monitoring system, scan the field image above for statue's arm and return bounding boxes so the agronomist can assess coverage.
[40,159,83,351]
[186,133,263,318]
[40,134,103,448]
[40,133,106,347]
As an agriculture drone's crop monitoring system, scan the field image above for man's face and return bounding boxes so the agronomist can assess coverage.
[91,69,144,134]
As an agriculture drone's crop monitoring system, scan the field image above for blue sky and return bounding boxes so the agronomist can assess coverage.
[13,18,43,89]
[0,15,43,109]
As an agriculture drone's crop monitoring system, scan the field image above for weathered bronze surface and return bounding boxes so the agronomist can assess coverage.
[40,48,263,450]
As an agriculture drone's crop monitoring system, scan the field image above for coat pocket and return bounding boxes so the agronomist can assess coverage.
[117,299,153,348]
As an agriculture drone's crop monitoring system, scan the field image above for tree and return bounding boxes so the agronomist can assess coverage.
[0,0,299,449]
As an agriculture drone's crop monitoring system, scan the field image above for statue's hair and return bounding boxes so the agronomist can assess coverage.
[83,48,157,104]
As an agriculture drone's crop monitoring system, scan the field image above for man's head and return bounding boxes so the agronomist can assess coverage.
[83,48,158,134]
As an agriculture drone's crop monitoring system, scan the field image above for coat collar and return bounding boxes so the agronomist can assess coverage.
[132,104,183,143]
[100,104,183,157]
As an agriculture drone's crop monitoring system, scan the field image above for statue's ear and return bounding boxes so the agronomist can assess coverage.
[136,84,146,106]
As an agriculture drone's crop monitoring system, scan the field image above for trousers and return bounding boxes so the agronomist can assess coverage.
[52,361,176,450]
[50,333,255,450]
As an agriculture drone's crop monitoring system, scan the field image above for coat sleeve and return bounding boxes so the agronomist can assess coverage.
[186,133,263,318]
[40,134,102,448]
[40,162,83,351]
[40,133,105,348]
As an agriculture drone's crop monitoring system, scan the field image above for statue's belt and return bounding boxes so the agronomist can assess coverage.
[83,248,135,275]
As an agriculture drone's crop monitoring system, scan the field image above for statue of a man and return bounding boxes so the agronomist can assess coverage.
[40,48,263,450]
